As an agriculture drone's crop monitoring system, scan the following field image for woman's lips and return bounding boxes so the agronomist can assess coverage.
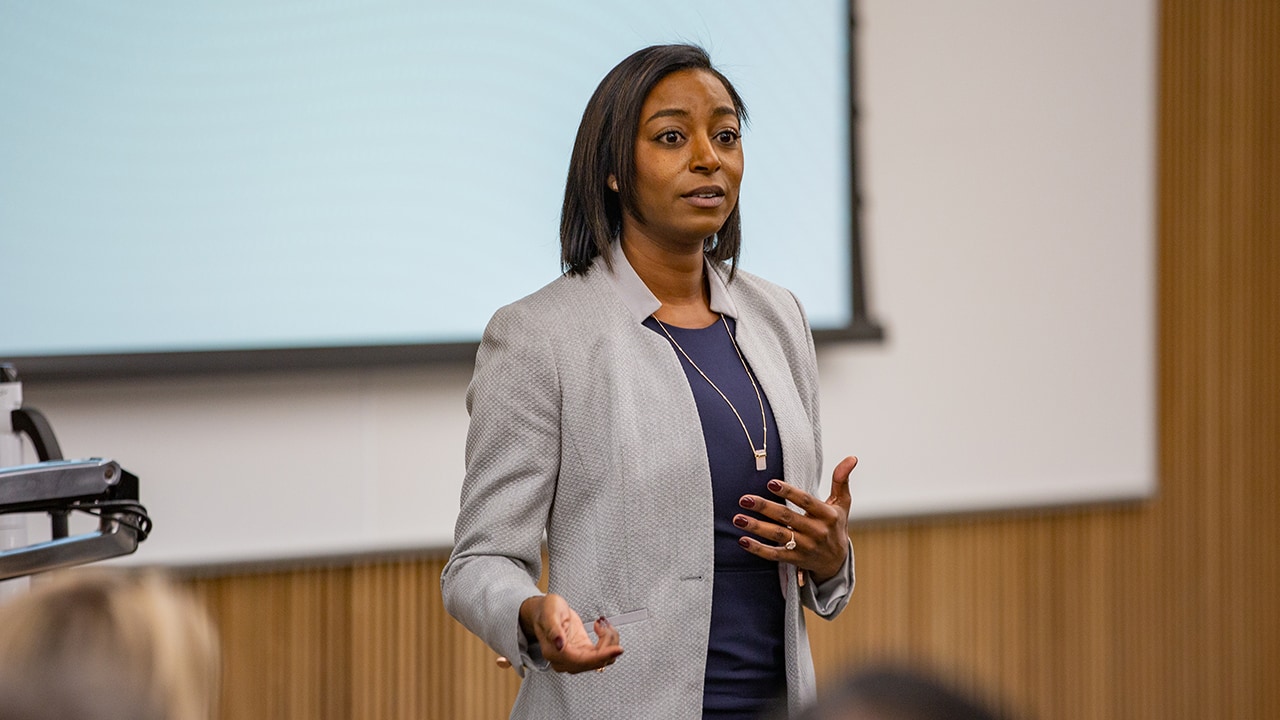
[682,186,726,209]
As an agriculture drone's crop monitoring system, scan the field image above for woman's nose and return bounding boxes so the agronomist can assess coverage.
[688,136,721,173]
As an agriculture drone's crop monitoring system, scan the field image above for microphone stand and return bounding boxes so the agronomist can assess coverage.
[0,364,151,584]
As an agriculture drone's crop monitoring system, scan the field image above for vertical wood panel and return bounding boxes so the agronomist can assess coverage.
[178,1,1278,717]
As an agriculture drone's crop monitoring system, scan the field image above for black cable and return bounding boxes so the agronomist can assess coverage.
[69,501,153,542]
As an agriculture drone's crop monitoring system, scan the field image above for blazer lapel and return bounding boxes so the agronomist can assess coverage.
[732,306,818,495]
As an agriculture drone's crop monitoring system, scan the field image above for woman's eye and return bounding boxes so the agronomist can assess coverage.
[717,129,740,144]
[659,131,682,144]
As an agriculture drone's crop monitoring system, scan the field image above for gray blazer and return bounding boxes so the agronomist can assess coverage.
[441,244,855,719]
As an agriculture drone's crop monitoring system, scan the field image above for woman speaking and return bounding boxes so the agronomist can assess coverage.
[441,43,858,720]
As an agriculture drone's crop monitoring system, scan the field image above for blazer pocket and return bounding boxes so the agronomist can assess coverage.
[588,608,648,644]
[605,608,649,628]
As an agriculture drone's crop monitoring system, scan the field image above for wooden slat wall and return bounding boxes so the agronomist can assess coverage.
[180,2,1279,717]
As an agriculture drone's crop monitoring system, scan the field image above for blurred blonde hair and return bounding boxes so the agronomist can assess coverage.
[0,569,219,720]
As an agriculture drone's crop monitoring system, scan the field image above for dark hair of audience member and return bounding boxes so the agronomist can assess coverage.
[784,664,1011,720]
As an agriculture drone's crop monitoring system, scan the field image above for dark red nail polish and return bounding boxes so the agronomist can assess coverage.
[733,516,749,528]
[738,537,751,549]
[554,637,564,651]
[767,480,782,493]
[739,496,755,509]
[598,616,611,628]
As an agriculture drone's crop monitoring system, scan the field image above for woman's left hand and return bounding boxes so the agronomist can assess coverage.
[735,455,857,583]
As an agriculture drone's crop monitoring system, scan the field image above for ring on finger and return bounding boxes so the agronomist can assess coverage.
[784,530,797,551]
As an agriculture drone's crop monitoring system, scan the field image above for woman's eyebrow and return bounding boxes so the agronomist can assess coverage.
[643,105,739,124]
[644,108,690,124]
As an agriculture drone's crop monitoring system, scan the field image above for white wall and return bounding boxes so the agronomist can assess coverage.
[9,0,1156,566]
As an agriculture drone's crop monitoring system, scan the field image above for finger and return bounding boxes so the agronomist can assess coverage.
[549,616,620,673]
[759,478,826,516]
[732,513,809,549]
[541,598,597,661]
[736,534,786,562]
[593,616,623,655]
[737,514,802,551]
[742,486,829,530]
[827,455,858,509]
[537,595,572,652]
[562,633,622,673]
[558,648,618,673]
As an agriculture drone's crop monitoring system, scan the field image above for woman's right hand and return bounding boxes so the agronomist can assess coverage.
[519,593,623,674]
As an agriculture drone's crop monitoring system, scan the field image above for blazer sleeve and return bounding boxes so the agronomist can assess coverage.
[440,302,561,675]
[800,537,856,618]
[788,289,856,619]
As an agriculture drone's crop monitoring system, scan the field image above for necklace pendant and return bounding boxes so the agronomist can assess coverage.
[754,450,767,472]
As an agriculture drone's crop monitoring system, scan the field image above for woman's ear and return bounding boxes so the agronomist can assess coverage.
[607,174,619,192]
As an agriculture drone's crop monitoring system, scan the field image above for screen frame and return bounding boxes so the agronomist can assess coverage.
[7,1,883,383]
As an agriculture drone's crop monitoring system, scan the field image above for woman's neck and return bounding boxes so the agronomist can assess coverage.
[621,235,718,328]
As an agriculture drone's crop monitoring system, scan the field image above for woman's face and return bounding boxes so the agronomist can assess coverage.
[618,68,744,250]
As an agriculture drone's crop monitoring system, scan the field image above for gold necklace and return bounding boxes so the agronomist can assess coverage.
[654,314,768,471]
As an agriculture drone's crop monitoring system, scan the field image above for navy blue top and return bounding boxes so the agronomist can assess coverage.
[645,315,786,718]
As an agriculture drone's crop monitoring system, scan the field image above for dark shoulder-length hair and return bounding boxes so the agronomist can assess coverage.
[560,44,748,277]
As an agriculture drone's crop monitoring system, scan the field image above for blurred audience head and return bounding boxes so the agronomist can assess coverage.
[0,570,219,720]
[790,664,1009,720]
